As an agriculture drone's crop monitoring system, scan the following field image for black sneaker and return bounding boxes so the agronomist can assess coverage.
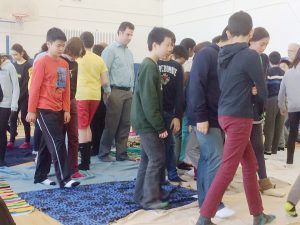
[177,161,193,170]
[278,147,285,151]
[99,155,116,162]
[264,151,272,155]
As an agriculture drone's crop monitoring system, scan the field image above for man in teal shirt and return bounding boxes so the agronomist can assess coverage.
[99,21,135,162]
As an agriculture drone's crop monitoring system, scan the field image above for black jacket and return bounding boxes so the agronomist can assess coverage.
[218,43,267,118]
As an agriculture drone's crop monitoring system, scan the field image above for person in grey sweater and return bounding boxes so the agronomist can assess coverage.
[0,54,20,166]
[278,48,300,165]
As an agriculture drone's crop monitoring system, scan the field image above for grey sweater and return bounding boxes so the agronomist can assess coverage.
[278,64,300,113]
[0,60,20,111]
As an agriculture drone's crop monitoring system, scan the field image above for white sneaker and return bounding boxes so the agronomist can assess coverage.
[284,164,293,168]
[215,207,235,219]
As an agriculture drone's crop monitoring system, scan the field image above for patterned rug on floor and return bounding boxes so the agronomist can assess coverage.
[19,180,196,225]
[0,178,34,216]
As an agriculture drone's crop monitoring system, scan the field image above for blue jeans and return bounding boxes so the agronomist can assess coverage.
[180,114,189,161]
[194,127,224,209]
[163,112,179,180]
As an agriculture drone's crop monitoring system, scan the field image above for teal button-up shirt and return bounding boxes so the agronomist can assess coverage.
[102,41,134,93]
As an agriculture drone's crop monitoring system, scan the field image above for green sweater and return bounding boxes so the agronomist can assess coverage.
[131,57,165,134]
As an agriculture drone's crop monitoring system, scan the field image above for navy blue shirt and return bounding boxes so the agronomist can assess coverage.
[187,44,220,127]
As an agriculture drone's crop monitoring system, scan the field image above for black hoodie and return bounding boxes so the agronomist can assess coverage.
[218,43,267,118]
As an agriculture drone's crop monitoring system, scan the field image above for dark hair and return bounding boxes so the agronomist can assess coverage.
[92,44,105,56]
[147,27,175,51]
[173,45,188,60]
[64,37,86,58]
[250,27,270,42]
[220,26,229,42]
[11,43,29,60]
[118,21,135,34]
[46,27,66,42]
[269,51,281,65]
[212,36,221,44]
[194,41,211,54]
[41,43,48,52]
[180,38,196,51]
[228,11,253,36]
[292,48,300,68]
[80,31,94,48]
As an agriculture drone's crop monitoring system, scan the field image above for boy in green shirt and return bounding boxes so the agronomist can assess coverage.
[131,27,175,210]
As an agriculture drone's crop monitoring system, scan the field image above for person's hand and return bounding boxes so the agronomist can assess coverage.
[159,130,168,139]
[196,121,209,135]
[26,112,36,123]
[170,118,180,133]
[252,86,257,95]
[64,112,71,124]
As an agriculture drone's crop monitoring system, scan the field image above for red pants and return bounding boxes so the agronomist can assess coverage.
[66,99,79,175]
[200,116,263,217]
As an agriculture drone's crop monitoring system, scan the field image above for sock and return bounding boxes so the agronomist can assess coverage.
[41,179,56,186]
[253,213,276,225]
[284,201,298,217]
[216,207,235,218]
[64,180,80,188]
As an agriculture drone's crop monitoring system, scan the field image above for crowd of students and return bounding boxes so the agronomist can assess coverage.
[0,10,300,225]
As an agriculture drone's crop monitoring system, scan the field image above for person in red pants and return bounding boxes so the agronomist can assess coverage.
[196,11,275,225]
[61,37,86,178]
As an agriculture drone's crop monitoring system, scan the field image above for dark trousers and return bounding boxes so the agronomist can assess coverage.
[34,109,70,186]
[66,99,79,175]
[0,108,11,161]
[99,88,132,159]
[251,124,267,180]
[264,97,285,154]
[90,100,106,155]
[33,121,42,152]
[9,98,31,143]
[287,112,300,164]
[134,132,166,208]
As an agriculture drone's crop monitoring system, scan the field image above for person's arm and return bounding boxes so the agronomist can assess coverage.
[139,65,165,133]
[102,48,114,93]
[8,64,20,112]
[245,52,268,101]
[278,76,287,114]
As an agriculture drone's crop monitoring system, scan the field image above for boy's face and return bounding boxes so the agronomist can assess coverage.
[47,40,65,58]
[155,37,173,59]
[250,37,269,55]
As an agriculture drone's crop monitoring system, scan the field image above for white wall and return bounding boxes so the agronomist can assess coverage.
[163,0,300,56]
[0,0,163,62]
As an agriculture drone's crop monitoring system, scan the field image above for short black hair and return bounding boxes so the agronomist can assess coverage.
[93,44,105,57]
[80,31,94,48]
[269,51,281,65]
[251,27,270,42]
[173,45,188,60]
[46,27,66,42]
[280,58,291,67]
[220,26,229,42]
[118,21,135,34]
[180,38,196,51]
[228,11,253,36]
[147,27,175,51]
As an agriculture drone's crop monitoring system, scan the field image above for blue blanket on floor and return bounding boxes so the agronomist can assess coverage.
[5,138,34,166]
[19,181,196,225]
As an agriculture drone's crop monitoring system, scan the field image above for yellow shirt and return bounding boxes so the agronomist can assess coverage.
[76,50,108,100]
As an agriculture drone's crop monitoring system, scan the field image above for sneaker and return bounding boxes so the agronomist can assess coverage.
[216,207,235,218]
[264,150,272,155]
[6,142,14,149]
[169,176,186,183]
[278,147,285,151]
[284,201,298,217]
[99,155,116,162]
[177,161,193,170]
[253,213,276,225]
[19,142,31,149]
[284,164,293,168]
[143,201,168,210]
[71,171,85,179]
[196,216,216,225]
